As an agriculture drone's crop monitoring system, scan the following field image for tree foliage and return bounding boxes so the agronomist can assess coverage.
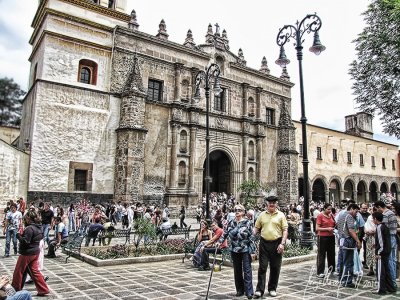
[349,0,400,138]
[0,77,26,126]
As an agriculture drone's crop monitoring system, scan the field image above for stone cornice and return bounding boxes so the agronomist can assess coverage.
[230,62,295,88]
[32,0,130,29]
[30,8,114,45]
[115,26,211,60]
[29,30,112,62]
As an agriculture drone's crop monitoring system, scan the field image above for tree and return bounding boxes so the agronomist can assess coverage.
[349,0,400,138]
[0,77,26,126]
[237,179,262,209]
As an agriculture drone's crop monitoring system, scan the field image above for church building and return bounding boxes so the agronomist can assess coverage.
[18,0,298,207]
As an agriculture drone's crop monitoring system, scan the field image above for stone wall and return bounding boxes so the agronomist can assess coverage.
[0,141,29,208]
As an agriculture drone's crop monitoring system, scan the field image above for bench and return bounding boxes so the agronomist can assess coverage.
[160,225,191,240]
[61,231,87,263]
[97,228,131,245]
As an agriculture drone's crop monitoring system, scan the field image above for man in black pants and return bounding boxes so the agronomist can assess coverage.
[359,203,370,268]
[253,196,288,298]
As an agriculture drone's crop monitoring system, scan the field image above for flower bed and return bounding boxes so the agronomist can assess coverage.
[84,238,187,260]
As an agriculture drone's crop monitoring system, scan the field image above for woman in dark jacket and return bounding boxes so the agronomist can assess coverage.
[179,206,187,228]
[12,211,49,296]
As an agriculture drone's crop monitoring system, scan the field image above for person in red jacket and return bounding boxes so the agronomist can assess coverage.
[12,211,49,297]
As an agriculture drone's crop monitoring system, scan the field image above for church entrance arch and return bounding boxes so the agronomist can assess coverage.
[203,150,231,195]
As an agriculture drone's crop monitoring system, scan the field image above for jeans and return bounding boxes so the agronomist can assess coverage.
[388,235,398,287]
[5,228,18,256]
[8,290,32,300]
[231,251,254,297]
[339,248,354,286]
[42,224,51,245]
[201,247,221,268]
[68,213,76,232]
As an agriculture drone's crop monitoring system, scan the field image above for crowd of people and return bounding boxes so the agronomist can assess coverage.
[1,192,400,298]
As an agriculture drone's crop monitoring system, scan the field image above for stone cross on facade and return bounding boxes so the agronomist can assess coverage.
[214,23,220,35]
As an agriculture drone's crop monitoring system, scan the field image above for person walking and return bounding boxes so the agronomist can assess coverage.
[253,196,288,298]
[374,200,398,288]
[336,203,362,287]
[12,210,49,297]
[315,203,336,278]
[40,203,54,246]
[217,204,255,299]
[179,206,187,228]
[3,204,23,258]
[372,211,396,294]
[67,204,76,232]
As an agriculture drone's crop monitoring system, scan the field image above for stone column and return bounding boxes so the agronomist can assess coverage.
[325,190,329,203]
[256,87,263,121]
[242,136,248,181]
[191,67,199,106]
[169,123,179,188]
[242,83,249,117]
[340,190,345,202]
[353,191,358,202]
[365,191,370,203]
[189,127,197,192]
[174,63,184,102]
[256,138,262,180]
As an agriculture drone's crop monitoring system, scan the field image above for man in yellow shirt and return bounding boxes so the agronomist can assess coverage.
[253,196,288,298]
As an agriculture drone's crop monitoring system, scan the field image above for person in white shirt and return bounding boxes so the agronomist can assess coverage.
[3,204,23,257]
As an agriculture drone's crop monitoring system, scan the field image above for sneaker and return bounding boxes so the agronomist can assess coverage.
[3,255,10,258]
[317,274,325,278]
[253,291,262,298]
[343,283,356,288]
[197,266,210,271]
[269,290,277,297]
[247,296,253,299]
[235,292,244,297]
[371,290,386,295]
[44,276,49,282]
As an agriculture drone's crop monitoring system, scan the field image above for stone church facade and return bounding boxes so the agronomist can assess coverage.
[18,0,298,207]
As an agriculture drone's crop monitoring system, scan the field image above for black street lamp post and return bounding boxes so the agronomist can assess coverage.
[194,63,222,225]
[275,14,326,248]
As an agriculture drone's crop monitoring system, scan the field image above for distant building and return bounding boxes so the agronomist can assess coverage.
[295,112,399,204]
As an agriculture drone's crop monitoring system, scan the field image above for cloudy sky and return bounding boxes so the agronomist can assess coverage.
[0,0,398,146]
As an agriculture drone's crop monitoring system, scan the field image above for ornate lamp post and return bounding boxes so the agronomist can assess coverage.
[275,14,326,248]
[193,63,222,225]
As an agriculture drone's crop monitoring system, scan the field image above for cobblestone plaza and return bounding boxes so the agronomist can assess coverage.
[0,238,398,300]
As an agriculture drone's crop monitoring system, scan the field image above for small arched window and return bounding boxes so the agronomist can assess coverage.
[248,167,255,180]
[178,161,187,184]
[248,97,255,117]
[248,140,255,160]
[215,56,224,75]
[180,130,188,153]
[78,59,98,85]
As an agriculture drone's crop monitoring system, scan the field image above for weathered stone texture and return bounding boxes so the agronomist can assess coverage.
[29,82,118,193]
[43,36,111,90]
[0,141,29,208]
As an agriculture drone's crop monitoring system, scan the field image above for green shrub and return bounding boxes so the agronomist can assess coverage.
[283,243,311,258]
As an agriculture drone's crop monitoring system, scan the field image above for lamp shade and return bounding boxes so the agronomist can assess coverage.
[275,46,290,67]
[309,31,326,55]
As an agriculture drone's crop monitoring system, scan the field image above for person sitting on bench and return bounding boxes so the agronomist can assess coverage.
[45,217,68,258]
[198,220,228,271]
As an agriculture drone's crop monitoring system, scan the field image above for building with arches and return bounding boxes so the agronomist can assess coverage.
[16,0,299,208]
[295,113,400,205]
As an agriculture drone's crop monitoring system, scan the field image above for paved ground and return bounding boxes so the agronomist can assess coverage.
[1,218,398,299]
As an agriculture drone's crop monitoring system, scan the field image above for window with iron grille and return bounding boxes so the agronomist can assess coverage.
[266,108,275,125]
[371,156,376,167]
[333,149,338,161]
[214,88,226,111]
[360,154,364,166]
[382,158,386,169]
[317,147,322,160]
[299,144,303,156]
[147,79,163,102]
[347,152,352,164]
[392,159,396,170]
[74,170,87,191]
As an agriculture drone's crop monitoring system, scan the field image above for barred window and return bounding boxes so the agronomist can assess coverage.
[371,156,376,167]
[148,79,163,102]
[360,154,364,166]
[214,88,226,111]
[382,158,386,169]
[347,152,352,164]
[317,147,322,160]
[74,170,87,191]
[333,149,338,161]
[266,108,275,125]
